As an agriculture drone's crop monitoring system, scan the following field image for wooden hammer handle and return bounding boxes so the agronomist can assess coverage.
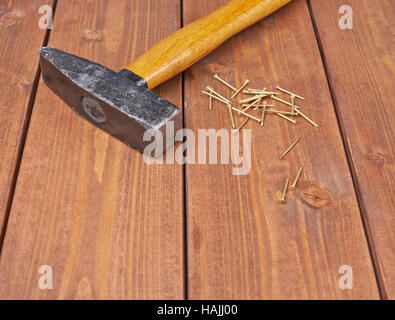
[125,0,292,89]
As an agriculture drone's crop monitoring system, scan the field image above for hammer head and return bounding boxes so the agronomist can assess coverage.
[39,47,181,154]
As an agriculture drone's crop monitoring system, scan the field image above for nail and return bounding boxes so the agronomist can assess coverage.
[243,87,267,94]
[244,89,277,95]
[240,95,263,104]
[227,103,236,129]
[260,101,267,126]
[271,95,301,109]
[276,86,305,100]
[214,74,237,92]
[245,104,275,108]
[230,106,261,123]
[246,87,267,92]
[207,86,231,104]
[202,91,229,104]
[279,137,300,160]
[233,118,249,133]
[242,96,262,113]
[277,113,297,124]
[264,109,295,115]
[296,109,318,127]
[209,94,212,110]
[281,177,290,203]
[290,166,303,190]
[231,80,249,99]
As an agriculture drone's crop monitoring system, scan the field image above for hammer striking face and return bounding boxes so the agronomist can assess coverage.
[39,0,293,154]
[40,47,181,153]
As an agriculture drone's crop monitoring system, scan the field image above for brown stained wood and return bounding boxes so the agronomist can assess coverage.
[184,0,379,299]
[0,0,51,238]
[126,0,292,89]
[0,0,183,299]
[309,0,395,299]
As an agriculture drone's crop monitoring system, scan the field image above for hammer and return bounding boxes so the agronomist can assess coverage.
[40,0,292,154]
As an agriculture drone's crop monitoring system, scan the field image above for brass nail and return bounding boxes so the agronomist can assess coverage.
[276,86,305,100]
[271,95,301,109]
[279,137,300,160]
[240,95,263,104]
[264,109,295,115]
[290,166,303,190]
[230,106,261,123]
[243,87,267,93]
[260,101,267,126]
[234,118,249,133]
[237,105,242,117]
[213,74,237,92]
[277,113,297,124]
[231,80,249,99]
[207,86,231,104]
[295,109,318,127]
[246,88,267,92]
[290,95,296,115]
[209,94,212,111]
[202,91,229,104]
[227,103,236,129]
[281,177,289,203]
[244,90,277,95]
[245,104,275,108]
[242,96,262,113]
[256,96,263,111]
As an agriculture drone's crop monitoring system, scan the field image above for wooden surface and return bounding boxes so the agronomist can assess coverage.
[127,0,292,89]
[0,0,51,242]
[309,0,395,299]
[184,0,379,299]
[0,0,184,299]
[0,0,393,299]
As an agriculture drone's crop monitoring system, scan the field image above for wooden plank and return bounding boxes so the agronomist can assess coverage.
[0,0,52,238]
[0,0,184,299]
[309,0,395,299]
[184,0,380,299]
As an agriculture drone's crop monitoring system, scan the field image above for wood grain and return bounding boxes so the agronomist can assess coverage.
[126,0,292,89]
[309,0,395,299]
[0,0,184,299]
[184,0,380,299]
[0,0,51,239]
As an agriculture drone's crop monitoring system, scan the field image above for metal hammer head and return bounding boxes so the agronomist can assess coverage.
[39,47,181,153]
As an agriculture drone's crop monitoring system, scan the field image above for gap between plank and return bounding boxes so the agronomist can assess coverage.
[180,0,189,301]
[306,0,385,300]
[0,0,59,255]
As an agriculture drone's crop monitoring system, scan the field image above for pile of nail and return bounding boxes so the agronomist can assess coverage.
[202,74,319,203]
[202,74,318,131]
